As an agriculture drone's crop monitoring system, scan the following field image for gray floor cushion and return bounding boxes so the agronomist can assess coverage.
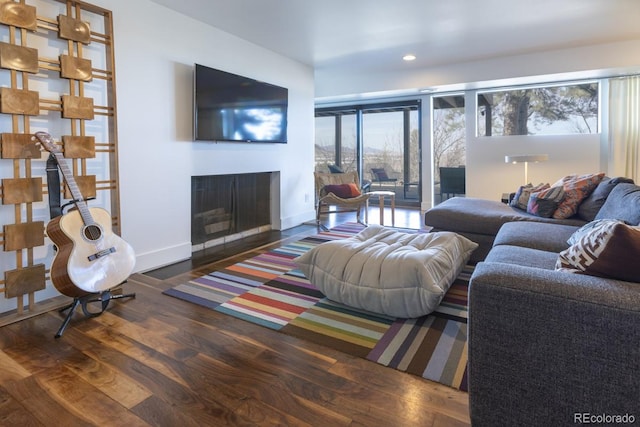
[295,225,478,318]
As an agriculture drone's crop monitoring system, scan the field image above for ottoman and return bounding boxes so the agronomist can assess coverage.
[294,225,478,318]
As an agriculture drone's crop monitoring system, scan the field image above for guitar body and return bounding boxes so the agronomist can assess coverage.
[46,207,136,297]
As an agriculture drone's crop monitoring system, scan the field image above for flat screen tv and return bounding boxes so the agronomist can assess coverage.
[194,64,288,143]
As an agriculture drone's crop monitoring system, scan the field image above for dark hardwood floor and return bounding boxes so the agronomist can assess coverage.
[0,207,471,426]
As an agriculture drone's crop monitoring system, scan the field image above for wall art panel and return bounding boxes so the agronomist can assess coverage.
[0,0,120,323]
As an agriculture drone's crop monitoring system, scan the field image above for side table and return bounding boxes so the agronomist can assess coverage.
[367,190,395,226]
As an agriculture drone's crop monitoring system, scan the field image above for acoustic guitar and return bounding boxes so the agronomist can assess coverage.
[34,131,136,298]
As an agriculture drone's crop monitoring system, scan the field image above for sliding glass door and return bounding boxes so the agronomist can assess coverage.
[362,106,420,202]
[315,101,421,206]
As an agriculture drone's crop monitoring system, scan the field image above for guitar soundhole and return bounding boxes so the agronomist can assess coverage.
[83,224,103,241]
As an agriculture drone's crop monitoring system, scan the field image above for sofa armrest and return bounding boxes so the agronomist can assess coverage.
[468,262,640,426]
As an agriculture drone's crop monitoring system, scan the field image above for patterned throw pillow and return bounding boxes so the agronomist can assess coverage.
[556,222,640,282]
[509,183,549,210]
[323,183,361,198]
[551,173,605,219]
[527,186,565,217]
[566,218,626,246]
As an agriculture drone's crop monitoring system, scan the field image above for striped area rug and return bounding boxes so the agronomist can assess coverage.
[163,223,471,391]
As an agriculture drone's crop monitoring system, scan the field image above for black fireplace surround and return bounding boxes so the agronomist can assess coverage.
[191,173,271,246]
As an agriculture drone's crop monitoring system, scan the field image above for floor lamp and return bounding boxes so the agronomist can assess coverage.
[505,154,549,184]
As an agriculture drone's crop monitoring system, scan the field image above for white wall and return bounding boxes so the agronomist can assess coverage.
[90,0,316,271]
[462,92,604,202]
[466,134,603,201]
[316,40,640,99]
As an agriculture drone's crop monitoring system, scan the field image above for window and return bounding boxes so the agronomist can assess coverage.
[361,106,420,192]
[477,82,599,136]
[314,109,356,172]
[433,95,466,173]
[315,101,421,205]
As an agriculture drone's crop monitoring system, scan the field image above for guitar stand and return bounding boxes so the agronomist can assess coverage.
[55,285,136,338]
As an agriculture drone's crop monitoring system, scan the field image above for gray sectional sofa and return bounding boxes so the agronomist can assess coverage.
[424,180,640,426]
[424,196,587,263]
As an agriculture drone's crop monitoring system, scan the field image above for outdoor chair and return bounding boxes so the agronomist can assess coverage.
[371,167,398,189]
[314,171,371,228]
[328,164,344,173]
[439,166,466,200]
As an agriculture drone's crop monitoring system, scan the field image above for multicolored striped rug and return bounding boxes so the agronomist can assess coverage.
[163,223,471,391]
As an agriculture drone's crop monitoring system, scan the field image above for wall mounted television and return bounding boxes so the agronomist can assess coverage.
[193,64,288,143]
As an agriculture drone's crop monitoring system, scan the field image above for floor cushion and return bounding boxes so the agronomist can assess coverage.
[294,225,478,318]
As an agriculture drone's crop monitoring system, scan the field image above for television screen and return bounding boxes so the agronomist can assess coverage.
[194,64,288,143]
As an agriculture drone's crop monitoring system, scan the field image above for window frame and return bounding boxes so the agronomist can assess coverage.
[476,80,600,137]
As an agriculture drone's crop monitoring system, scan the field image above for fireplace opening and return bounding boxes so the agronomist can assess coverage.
[191,172,271,248]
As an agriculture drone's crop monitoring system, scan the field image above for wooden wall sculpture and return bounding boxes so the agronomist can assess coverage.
[0,0,120,324]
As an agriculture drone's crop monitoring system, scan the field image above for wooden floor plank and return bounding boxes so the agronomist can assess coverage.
[34,368,150,426]
[0,385,45,427]
[185,352,353,427]
[0,350,31,382]
[129,395,205,427]
[61,349,153,409]
[80,326,193,389]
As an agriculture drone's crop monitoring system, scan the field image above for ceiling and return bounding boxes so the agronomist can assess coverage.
[151,0,640,92]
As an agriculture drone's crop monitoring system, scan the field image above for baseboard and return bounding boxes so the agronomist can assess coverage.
[134,242,192,273]
[280,210,316,230]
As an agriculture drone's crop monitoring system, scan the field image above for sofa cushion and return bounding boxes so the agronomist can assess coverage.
[425,197,587,237]
[484,245,559,270]
[551,173,605,219]
[494,222,576,253]
[594,183,640,225]
[578,177,635,221]
[556,222,640,282]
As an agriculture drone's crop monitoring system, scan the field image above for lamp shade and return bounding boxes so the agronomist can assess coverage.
[505,154,549,164]
[505,154,549,185]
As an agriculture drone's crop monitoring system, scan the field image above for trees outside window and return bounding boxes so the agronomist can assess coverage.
[478,82,599,136]
[314,113,357,173]
[433,95,466,187]
[432,94,467,204]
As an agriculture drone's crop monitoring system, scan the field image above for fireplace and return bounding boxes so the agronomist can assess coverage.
[191,172,272,250]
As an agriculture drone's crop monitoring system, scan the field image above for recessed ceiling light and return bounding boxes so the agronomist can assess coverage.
[403,54,416,61]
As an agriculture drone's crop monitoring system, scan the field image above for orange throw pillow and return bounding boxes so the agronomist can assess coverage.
[323,183,361,198]
[552,173,605,219]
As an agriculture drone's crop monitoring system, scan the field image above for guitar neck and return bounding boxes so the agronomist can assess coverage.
[52,151,94,225]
